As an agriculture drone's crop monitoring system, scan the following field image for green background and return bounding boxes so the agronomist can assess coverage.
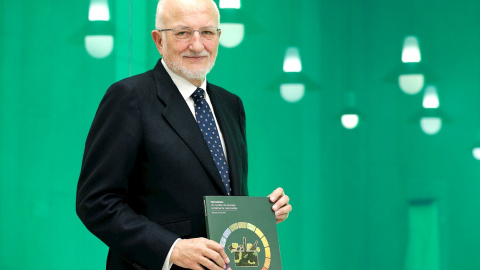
[1,0,480,269]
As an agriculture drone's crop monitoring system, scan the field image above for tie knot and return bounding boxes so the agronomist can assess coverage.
[192,88,205,101]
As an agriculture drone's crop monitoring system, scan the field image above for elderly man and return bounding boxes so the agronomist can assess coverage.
[76,0,292,269]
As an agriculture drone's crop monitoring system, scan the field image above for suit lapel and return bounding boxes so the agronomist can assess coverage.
[152,61,227,195]
[207,84,243,196]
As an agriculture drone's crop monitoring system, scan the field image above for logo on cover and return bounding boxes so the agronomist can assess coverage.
[229,236,260,266]
[220,222,272,269]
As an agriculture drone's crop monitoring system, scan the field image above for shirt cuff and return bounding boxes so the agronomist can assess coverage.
[162,238,181,270]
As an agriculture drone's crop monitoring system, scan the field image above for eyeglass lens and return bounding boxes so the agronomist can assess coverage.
[173,28,218,40]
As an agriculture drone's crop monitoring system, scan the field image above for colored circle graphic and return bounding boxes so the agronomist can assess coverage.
[220,222,271,270]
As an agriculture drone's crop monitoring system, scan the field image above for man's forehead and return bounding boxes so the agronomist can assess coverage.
[164,11,217,28]
[163,0,216,15]
[162,0,217,22]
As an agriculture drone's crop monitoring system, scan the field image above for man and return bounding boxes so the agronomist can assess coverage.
[76,0,292,269]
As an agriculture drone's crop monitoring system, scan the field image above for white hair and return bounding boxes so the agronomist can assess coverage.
[154,0,220,30]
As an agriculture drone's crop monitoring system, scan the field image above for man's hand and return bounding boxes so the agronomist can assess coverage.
[268,187,292,224]
[170,238,231,270]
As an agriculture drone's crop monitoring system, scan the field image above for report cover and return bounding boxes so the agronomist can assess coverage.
[204,196,282,270]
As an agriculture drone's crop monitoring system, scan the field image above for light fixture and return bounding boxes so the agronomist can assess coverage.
[384,61,435,95]
[88,0,110,21]
[415,109,446,136]
[219,0,241,9]
[399,36,424,95]
[218,0,245,48]
[219,23,244,48]
[414,108,450,136]
[420,116,442,135]
[471,129,480,160]
[402,36,421,63]
[85,0,114,59]
[422,85,439,109]
[279,47,304,103]
[267,0,320,103]
[384,35,437,96]
[342,114,360,129]
[280,83,305,103]
[399,73,424,95]
[283,47,302,72]
[473,147,480,160]
[85,35,114,59]
[340,92,361,129]
[419,85,442,135]
[268,71,320,103]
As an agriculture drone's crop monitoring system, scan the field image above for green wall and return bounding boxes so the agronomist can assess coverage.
[1,0,480,269]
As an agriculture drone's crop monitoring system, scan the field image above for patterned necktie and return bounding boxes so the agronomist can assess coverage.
[192,88,231,195]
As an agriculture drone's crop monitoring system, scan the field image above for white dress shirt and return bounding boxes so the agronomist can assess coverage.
[160,59,227,270]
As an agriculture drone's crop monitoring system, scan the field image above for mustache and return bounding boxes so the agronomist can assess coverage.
[181,51,210,57]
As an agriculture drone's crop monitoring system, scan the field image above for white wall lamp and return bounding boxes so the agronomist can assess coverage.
[399,35,423,95]
[471,129,480,161]
[420,114,442,136]
[384,35,436,95]
[415,85,447,136]
[218,0,244,48]
[280,47,304,103]
[473,145,480,160]
[269,46,320,103]
[399,36,421,94]
[339,92,362,130]
[85,0,114,59]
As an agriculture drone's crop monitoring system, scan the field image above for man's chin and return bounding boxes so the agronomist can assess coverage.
[181,71,209,80]
[179,66,212,80]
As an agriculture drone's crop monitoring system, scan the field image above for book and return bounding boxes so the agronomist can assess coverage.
[204,196,283,270]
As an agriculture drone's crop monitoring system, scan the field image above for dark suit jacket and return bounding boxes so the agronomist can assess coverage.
[76,59,248,270]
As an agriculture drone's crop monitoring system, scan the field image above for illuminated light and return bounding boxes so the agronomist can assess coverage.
[280,83,305,103]
[423,85,440,109]
[473,147,480,160]
[89,0,110,21]
[399,74,424,95]
[85,35,114,59]
[283,47,302,72]
[218,23,244,48]
[402,36,421,63]
[420,117,442,135]
[219,0,241,9]
[341,114,359,129]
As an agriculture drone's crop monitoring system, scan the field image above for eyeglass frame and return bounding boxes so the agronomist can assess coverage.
[157,27,221,41]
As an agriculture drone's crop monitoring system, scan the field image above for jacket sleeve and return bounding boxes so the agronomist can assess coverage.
[76,80,177,269]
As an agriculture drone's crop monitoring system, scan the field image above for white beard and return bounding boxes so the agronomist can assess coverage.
[162,46,217,80]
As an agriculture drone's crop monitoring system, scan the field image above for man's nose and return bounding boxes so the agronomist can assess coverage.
[189,31,205,52]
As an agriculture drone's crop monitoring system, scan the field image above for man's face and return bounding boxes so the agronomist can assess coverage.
[155,0,221,85]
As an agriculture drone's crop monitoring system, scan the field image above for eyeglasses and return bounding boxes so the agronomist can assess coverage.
[157,27,220,41]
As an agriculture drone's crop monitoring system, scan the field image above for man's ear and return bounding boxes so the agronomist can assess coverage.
[151,30,163,54]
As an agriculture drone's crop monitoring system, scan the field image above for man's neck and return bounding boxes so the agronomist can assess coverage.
[189,78,204,88]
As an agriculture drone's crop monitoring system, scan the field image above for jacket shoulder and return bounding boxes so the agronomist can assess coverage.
[110,70,155,92]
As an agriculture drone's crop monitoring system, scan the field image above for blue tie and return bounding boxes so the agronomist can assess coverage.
[192,88,231,195]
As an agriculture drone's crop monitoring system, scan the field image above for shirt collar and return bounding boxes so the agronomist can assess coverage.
[161,58,208,101]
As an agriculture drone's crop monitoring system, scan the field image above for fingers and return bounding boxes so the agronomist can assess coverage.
[209,241,230,267]
[269,187,288,211]
[268,187,292,224]
[171,238,230,270]
[203,241,230,269]
[274,203,292,224]
[268,187,284,203]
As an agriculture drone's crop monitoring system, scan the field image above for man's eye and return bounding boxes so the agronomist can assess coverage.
[202,30,215,36]
[176,31,190,36]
